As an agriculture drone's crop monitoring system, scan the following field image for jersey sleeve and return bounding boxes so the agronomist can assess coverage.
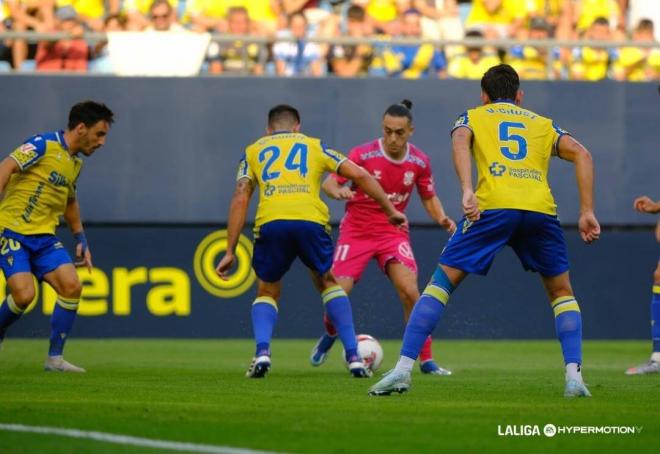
[416,156,436,200]
[236,150,256,181]
[450,110,472,135]
[550,121,570,156]
[319,141,347,173]
[331,147,361,185]
[9,135,47,171]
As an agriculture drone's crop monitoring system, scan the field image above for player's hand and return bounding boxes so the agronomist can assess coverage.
[73,231,92,273]
[439,216,457,234]
[462,190,480,221]
[634,195,655,213]
[578,211,601,244]
[388,210,408,228]
[216,253,236,280]
[334,187,355,200]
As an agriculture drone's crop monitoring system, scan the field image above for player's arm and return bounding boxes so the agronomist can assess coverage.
[337,160,406,226]
[216,178,255,279]
[0,157,19,195]
[421,196,456,233]
[633,195,660,214]
[63,197,93,273]
[321,174,354,200]
[556,135,600,244]
[451,126,480,221]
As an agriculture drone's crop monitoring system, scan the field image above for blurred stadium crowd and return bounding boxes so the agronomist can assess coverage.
[0,0,658,80]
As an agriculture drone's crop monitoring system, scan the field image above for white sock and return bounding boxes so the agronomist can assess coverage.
[395,355,415,373]
[650,352,660,362]
[565,363,583,382]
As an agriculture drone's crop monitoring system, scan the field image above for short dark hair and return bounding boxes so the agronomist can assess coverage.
[592,16,609,27]
[636,18,654,32]
[383,99,413,123]
[481,64,520,101]
[150,0,172,15]
[228,6,249,20]
[268,104,300,128]
[68,100,114,130]
[347,5,365,22]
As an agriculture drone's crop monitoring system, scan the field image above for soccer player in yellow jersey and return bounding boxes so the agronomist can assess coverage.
[625,196,660,375]
[0,100,114,372]
[369,64,601,398]
[216,104,406,378]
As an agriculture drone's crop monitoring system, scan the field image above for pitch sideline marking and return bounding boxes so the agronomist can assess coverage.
[0,423,279,454]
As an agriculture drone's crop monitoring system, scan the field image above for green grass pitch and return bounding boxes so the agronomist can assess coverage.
[0,339,658,453]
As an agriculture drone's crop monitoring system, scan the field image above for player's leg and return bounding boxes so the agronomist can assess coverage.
[245,279,281,378]
[311,233,370,367]
[369,210,513,395]
[248,220,297,378]
[0,232,37,347]
[311,276,353,367]
[386,260,451,376]
[541,272,590,397]
[512,211,589,397]
[625,260,660,375]
[41,263,85,373]
[308,269,370,377]
[0,273,36,346]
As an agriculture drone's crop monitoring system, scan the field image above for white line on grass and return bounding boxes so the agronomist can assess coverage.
[0,423,280,454]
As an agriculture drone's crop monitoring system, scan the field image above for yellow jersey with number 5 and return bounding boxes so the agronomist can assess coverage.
[237,132,346,228]
[0,130,83,235]
[451,101,568,215]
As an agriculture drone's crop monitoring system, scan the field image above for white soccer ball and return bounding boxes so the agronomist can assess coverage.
[348,334,384,372]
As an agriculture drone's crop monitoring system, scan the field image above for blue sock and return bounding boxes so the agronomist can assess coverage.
[551,296,582,365]
[400,268,454,359]
[322,286,358,361]
[49,297,79,357]
[0,296,25,341]
[252,297,278,357]
[652,284,660,353]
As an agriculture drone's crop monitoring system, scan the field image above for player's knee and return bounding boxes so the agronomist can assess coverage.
[59,279,83,299]
[654,266,660,285]
[11,287,36,308]
[401,286,419,309]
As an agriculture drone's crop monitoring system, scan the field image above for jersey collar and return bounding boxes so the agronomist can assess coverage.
[55,130,70,151]
[378,138,409,164]
[493,98,516,105]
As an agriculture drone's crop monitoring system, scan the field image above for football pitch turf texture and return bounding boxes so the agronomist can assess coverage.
[0,339,658,453]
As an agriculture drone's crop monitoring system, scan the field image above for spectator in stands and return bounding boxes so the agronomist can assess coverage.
[614,18,660,81]
[207,6,265,75]
[274,11,323,76]
[464,0,527,38]
[381,8,447,78]
[507,17,562,80]
[329,3,374,77]
[123,0,178,31]
[5,0,55,70]
[56,0,120,31]
[413,0,463,58]
[89,13,126,73]
[353,0,399,34]
[627,0,660,41]
[146,0,184,32]
[573,0,623,36]
[35,7,88,71]
[570,16,618,80]
[447,29,499,79]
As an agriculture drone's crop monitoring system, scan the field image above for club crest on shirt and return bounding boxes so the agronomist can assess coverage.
[373,170,382,180]
[403,171,414,186]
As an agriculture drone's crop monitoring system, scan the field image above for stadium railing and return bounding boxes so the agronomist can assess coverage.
[1,31,659,78]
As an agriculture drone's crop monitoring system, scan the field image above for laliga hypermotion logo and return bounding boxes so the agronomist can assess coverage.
[193,230,256,298]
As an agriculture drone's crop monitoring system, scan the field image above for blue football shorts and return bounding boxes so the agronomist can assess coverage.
[439,209,569,277]
[252,220,334,282]
[0,228,73,280]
